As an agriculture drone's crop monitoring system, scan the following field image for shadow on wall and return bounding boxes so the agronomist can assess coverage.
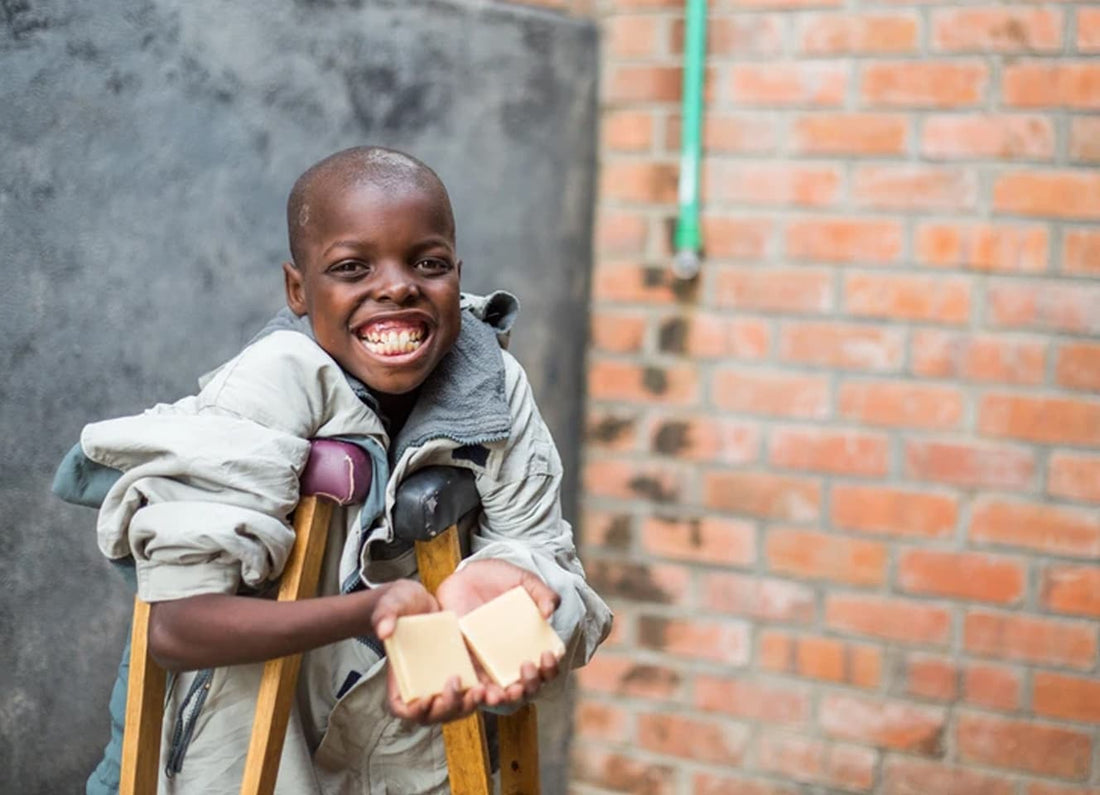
[0,2,596,792]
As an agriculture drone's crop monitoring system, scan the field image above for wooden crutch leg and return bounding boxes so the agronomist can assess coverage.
[240,440,372,795]
[414,526,492,795]
[499,704,540,795]
[394,466,493,795]
[119,596,167,795]
[117,440,370,795]
[238,493,334,795]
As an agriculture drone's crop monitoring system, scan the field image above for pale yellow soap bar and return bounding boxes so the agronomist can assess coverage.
[459,586,566,688]
[383,611,478,703]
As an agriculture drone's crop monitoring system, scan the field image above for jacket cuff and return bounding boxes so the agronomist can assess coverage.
[136,562,240,602]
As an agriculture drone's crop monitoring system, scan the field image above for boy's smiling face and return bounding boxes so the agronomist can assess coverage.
[283,180,462,396]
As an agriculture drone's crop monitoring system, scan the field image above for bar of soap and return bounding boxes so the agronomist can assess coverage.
[383,611,478,703]
[459,586,566,688]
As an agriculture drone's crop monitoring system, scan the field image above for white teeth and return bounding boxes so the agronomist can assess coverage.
[361,328,425,356]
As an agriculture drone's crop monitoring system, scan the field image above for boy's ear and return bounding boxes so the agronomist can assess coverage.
[283,261,308,317]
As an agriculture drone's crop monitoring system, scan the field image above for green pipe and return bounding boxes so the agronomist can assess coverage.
[673,0,708,280]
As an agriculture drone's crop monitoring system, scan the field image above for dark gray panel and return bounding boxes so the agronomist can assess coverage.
[1,1,596,791]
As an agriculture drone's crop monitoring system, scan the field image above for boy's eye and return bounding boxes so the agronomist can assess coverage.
[329,260,368,275]
[415,257,453,274]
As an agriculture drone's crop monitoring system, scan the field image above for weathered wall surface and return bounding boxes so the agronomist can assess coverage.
[0,2,596,792]
[576,1,1100,793]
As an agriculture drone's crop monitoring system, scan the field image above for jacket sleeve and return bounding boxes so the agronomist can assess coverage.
[82,331,385,602]
[466,353,613,669]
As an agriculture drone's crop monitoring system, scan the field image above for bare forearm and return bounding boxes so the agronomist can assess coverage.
[148,589,381,671]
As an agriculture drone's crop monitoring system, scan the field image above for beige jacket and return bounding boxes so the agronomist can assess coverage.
[81,311,612,794]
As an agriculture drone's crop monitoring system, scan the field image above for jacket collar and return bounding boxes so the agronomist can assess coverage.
[249,297,514,461]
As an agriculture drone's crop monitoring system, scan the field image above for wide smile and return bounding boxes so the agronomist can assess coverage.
[355,318,431,359]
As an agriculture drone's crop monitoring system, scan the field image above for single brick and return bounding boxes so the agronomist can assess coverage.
[931,8,1062,53]
[779,321,904,372]
[701,215,772,259]
[904,438,1035,489]
[839,380,964,429]
[956,712,1092,779]
[844,273,971,324]
[704,470,822,521]
[637,615,751,665]
[694,675,811,725]
[588,359,699,405]
[729,62,848,106]
[963,663,1022,712]
[986,279,1100,334]
[641,515,757,565]
[757,732,876,791]
[766,527,889,586]
[993,170,1100,220]
[799,12,918,55]
[909,330,1047,383]
[1049,451,1100,503]
[1042,564,1100,618]
[600,160,680,204]
[1064,229,1100,274]
[964,610,1097,669]
[971,497,1100,558]
[831,484,957,538]
[922,115,1054,161]
[979,393,1100,446]
[601,110,655,152]
[704,162,841,207]
[897,549,1026,605]
[589,310,647,354]
[637,712,750,764]
[820,693,946,754]
[862,61,988,107]
[702,572,816,624]
[1069,118,1100,162]
[882,758,1016,795]
[1055,341,1100,390]
[902,654,958,701]
[791,113,908,156]
[769,427,889,476]
[826,594,952,646]
[1003,61,1100,109]
[853,165,978,211]
[712,266,833,313]
[713,368,831,419]
[1032,672,1100,724]
[787,217,903,263]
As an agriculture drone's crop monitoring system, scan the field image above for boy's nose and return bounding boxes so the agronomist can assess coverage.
[372,261,419,303]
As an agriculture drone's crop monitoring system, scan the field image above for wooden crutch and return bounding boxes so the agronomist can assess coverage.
[119,439,372,795]
[392,467,541,795]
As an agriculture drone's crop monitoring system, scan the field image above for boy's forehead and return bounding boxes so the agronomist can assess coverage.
[305,177,455,239]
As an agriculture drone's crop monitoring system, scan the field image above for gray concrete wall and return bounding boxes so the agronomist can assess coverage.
[0,2,597,791]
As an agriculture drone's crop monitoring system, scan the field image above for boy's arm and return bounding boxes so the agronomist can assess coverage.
[456,353,613,667]
[147,580,435,671]
[149,583,489,725]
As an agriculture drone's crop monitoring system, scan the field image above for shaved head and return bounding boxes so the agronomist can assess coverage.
[286,146,455,268]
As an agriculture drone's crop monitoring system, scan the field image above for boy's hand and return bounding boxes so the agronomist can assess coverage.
[374,578,486,724]
[436,560,563,706]
[435,559,560,619]
[386,670,486,725]
[370,579,439,641]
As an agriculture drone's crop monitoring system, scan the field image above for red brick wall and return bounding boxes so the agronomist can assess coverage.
[574,0,1100,792]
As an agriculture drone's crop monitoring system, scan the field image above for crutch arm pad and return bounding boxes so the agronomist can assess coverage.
[393,466,480,542]
[300,439,372,505]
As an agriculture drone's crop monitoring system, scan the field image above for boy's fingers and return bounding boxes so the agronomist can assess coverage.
[375,615,395,640]
[519,572,560,618]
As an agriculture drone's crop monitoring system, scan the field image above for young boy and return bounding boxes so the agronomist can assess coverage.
[57,146,612,793]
